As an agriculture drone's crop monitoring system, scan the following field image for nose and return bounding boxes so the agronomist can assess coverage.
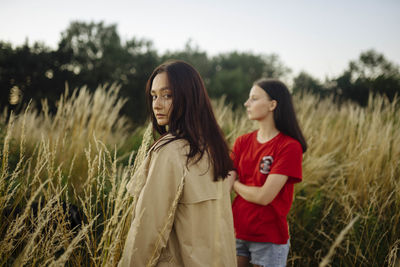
[244,99,249,107]
[153,96,163,110]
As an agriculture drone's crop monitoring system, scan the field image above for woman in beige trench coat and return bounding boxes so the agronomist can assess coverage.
[118,60,237,267]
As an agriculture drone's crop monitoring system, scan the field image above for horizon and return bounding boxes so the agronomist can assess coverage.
[1,0,399,80]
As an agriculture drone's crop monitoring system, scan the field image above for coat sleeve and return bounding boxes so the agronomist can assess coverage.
[121,144,186,267]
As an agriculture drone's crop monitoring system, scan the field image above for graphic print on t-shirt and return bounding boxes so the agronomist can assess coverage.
[259,156,274,174]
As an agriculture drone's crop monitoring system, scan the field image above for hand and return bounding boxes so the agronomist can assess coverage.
[227,170,238,192]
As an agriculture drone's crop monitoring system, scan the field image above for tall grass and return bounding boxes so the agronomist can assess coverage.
[285,94,400,266]
[0,84,146,266]
[213,93,400,266]
[1,86,399,266]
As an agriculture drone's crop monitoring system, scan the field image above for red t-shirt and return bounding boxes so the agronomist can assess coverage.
[231,130,303,244]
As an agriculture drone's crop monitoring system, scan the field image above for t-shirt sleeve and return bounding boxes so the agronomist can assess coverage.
[269,140,303,183]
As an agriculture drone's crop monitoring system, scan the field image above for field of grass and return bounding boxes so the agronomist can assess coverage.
[1,85,399,266]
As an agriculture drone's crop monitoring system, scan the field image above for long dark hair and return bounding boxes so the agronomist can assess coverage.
[255,78,308,153]
[145,60,233,180]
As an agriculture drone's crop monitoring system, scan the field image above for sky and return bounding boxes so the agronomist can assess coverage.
[1,0,399,80]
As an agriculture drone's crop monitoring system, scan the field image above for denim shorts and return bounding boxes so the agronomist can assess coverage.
[236,238,290,267]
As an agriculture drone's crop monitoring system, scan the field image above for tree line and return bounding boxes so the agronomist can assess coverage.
[1,21,399,125]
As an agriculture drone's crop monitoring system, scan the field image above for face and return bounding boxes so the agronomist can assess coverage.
[244,85,276,121]
[151,72,173,126]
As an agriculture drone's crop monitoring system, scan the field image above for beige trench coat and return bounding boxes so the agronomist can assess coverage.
[119,135,237,267]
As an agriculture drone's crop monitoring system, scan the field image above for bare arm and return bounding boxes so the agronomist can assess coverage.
[233,174,288,206]
[227,170,238,192]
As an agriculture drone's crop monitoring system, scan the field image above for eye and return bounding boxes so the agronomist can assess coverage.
[151,95,157,100]
[163,94,172,99]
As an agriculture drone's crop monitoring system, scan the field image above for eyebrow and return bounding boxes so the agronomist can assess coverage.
[250,94,262,97]
[151,87,171,94]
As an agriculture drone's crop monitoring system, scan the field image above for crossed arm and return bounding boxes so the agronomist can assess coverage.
[227,171,288,206]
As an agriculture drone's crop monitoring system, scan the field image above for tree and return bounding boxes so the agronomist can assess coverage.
[120,38,159,124]
[58,21,125,87]
[292,72,331,97]
[160,44,291,108]
[57,21,159,124]
[160,40,212,82]
[334,50,400,106]
[0,21,160,124]
[209,52,291,107]
[0,41,71,116]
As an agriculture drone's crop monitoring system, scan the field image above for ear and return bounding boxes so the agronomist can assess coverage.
[269,100,277,111]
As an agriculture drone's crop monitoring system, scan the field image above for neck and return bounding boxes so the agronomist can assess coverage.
[257,118,279,143]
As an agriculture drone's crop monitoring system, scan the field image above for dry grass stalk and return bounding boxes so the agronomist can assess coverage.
[8,84,130,193]
[147,174,186,267]
[319,215,359,267]
[387,239,400,267]
[1,88,399,266]
[48,216,98,267]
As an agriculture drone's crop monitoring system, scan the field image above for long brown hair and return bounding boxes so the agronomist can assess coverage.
[145,60,233,180]
[255,78,307,153]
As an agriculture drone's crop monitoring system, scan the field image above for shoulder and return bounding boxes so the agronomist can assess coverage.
[235,130,257,145]
[239,130,257,141]
[278,134,302,153]
[151,134,188,157]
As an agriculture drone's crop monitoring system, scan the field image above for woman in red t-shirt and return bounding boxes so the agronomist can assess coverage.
[228,78,307,267]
